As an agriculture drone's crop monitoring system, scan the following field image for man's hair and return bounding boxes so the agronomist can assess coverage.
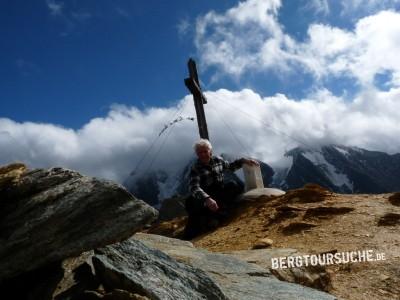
[193,139,212,152]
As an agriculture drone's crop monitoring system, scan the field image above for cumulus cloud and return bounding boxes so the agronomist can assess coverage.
[0,99,200,183]
[195,0,292,77]
[2,87,400,183]
[195,0,400,90]
[296,11,400,86]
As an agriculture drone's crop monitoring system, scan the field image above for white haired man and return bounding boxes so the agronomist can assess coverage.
[183,138,259,239]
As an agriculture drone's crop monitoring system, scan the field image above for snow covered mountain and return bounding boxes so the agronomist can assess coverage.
[123,168,183,207]
[124,144,400,207]
[274,145,400,193]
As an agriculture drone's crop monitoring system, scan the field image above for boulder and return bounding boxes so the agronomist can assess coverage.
[92,238,227,300]
[0,165,158,281]
[134,233,336,300]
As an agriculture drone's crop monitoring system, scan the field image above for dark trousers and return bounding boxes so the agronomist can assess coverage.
[183,182,243,240]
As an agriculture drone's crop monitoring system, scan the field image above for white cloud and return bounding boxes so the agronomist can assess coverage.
[340,0,400,15]
[177,18,190,37]
[296,11,400,86]
[46,0,64,16]
[2,87,400,183]
[195,0,291,77]
[0,100,198,182]
[46,1,93,36]
[304,0,330,16]
[195,0,400,90]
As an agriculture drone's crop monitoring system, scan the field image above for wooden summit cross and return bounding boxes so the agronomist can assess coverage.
[184,58,209,140]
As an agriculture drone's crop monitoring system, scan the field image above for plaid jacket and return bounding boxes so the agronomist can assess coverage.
[189,156,244,201]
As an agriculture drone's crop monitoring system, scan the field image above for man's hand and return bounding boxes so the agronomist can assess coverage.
[243,158,259,166]
[205,197,219,212]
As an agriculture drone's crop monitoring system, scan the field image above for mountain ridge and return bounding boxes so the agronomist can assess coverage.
[281,144,400,193]
[125,144,400,206]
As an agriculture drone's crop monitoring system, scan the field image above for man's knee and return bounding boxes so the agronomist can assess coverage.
[185,195,207,216]
[226,181,244,193]
[222,181,244,201]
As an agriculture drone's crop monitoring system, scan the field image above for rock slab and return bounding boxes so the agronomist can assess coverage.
[134,233,337,300]
[0,165,158,281]
[93,238,227,300]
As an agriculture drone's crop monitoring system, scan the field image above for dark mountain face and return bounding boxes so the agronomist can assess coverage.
[284,151,338,191]
[124,170,168,207]
[278,145,400,193]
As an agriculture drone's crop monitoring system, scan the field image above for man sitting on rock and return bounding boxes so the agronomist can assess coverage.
[183,138,259,240]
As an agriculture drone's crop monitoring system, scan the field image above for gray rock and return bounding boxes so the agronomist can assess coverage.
[134,233,337,300]
[0,167,158,281]
[223,249,332,291]
[92,239,227,300]
[103,289,151,300]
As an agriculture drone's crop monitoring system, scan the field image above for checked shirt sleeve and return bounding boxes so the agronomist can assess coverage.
[221,157,244,172]
[189,166,209,201]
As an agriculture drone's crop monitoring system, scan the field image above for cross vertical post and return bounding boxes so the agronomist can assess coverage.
[184,58,209,140]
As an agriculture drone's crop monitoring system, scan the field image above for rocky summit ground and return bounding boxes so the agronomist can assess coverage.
[147,185,400,300]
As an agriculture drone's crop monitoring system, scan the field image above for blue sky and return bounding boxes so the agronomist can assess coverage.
[1,0,241,128]
[1,0,400,182]
[4,0,396,128]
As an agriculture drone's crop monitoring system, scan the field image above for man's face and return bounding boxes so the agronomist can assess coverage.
[196,146,211,164]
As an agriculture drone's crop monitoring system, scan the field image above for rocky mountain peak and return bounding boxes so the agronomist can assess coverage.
[279,144,400,194]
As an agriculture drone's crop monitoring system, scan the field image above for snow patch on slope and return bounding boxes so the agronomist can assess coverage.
[271,156,293,187]
[303,151,353,191]
[334,146,350,156]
